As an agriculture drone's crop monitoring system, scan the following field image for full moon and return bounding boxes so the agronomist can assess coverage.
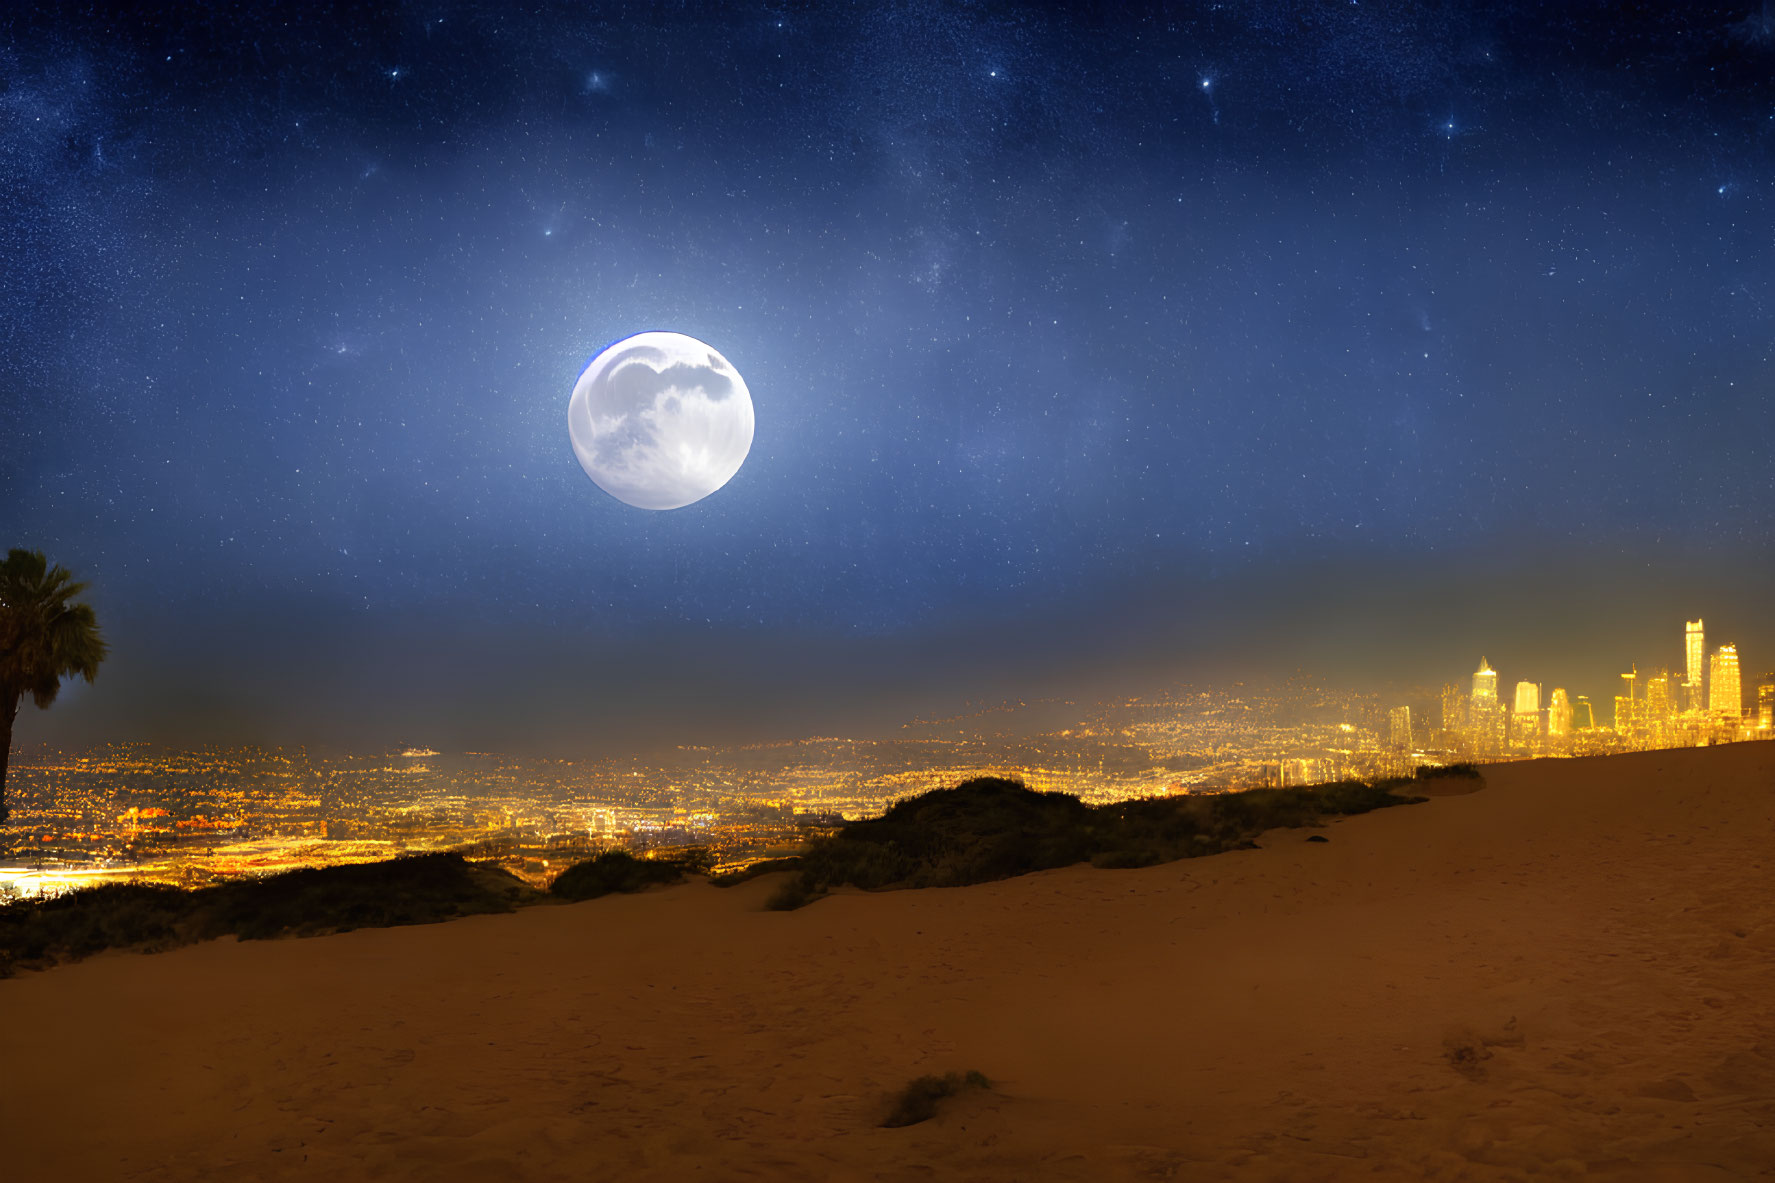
[567,331,755,510]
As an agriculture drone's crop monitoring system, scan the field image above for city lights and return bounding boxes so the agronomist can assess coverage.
[4,618,1767,901]
[1433,617,1765,760]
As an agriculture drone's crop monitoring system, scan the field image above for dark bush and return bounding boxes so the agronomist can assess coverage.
[0,853,536,973]
[768,774,1424,909]
[0,882,187,964]
[549,848,711,902]
[882,1070,992,1128]
[1417,762,1484,780]
[765,876,817,911]
[201,852,527,940]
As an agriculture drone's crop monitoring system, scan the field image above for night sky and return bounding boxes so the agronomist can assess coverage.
[4,3,1773,753]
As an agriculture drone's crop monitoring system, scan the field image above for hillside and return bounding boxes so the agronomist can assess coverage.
[2,741,1771,1181]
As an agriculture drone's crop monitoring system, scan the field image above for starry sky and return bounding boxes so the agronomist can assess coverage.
[4,2,1773,753]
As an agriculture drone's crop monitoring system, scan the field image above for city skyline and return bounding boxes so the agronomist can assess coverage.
[8,610,1768,900]
[1433,614,1771,763]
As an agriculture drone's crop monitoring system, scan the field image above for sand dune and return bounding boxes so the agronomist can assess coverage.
[4,742,1773,1181]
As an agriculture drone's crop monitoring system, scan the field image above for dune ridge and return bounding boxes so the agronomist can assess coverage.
[3,741,1772,1181]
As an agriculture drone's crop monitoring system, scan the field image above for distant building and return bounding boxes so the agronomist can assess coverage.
[1510,681,1542,746]
[1511,709,1542,747]
[1389,705,1412,750]
[1710,645,1742,720]
[1440,682,1467,743]
[1643,671,1671,724]
[1469,695,1508,756]
[1280,758,1320,787]
[1547,688,1573,737]
[1572,695,1596,731]
[1472,658,1498,702]
[1758,676,1774,732]
[1465,659,1504,754]
[1616,666,1639,736]
[1685,619,1706,712]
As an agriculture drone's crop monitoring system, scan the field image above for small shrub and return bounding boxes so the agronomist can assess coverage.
[765,875,819,911]
[1417,762,1483,781]
[550,849,707,901]
[882,1070,992,1128]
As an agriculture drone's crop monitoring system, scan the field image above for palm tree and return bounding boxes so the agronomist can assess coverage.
[0,549,107,825]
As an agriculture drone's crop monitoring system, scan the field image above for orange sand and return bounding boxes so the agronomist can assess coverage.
[4,742,1773,1181]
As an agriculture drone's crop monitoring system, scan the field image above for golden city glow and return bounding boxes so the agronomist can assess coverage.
[3,618,1767,901]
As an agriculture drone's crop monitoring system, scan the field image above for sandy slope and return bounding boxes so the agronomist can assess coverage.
[4,741,1773,1182]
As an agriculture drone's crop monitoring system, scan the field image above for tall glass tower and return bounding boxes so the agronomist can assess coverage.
[1710,645,1741,721]
[1685,619,1706,712]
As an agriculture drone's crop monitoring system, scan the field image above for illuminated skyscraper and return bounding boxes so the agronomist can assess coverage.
[1389,705,1412,750]
[1759,677,1774,732]
[1462,657,1505,749]
[1640,667,1668,731]
[1472,658,1497,702]
[1465,659,1502,753]
[1685,619,1705,711]
[1510,681,1542,747]
[1548,688,1573,737]
[1643,671,1671,723]
[1573,696,1595,730]
[1710,645,1741,720]
[1440,682,1466,742]
[1472,697,1507,754]
[1616,665,1638,737]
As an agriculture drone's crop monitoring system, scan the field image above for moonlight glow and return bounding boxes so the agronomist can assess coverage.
[567,332,755,511]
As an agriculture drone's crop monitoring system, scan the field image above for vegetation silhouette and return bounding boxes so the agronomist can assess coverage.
[764,772,1438,910]
[0,852,536,975]
[549,847,714,901]
[0,549,107,826]
[882,1070,993,1128]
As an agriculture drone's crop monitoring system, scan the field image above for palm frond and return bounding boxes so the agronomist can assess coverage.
[1,547,108,710]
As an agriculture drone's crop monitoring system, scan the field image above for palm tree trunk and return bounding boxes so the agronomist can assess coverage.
[0,690,17,826]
